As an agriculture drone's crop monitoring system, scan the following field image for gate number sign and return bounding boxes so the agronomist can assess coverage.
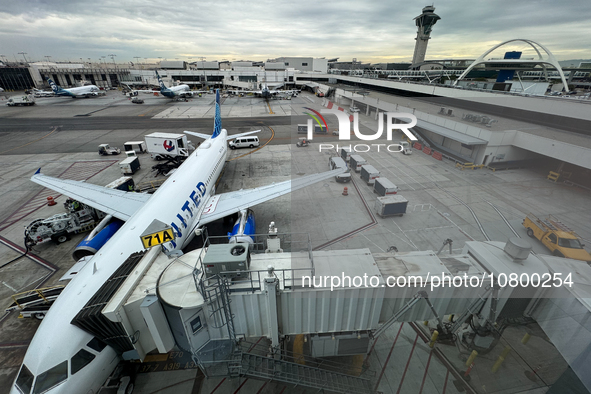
[140,219,176,249]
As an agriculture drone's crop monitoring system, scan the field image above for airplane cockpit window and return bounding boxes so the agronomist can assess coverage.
[15,364,34,394]
[71,349,96,375]
[32,361,67,394]
[86,337,107,352]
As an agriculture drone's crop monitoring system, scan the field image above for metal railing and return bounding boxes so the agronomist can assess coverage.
[193,232,315,297]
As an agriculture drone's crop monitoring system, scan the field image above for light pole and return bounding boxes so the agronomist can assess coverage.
[18,52,28,63]
[109,54,117,69]
[134,56,141,67]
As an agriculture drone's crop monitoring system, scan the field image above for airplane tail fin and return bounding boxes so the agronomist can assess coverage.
[155,71,167,90]
[212,89,222,138]
[47,78,61,93]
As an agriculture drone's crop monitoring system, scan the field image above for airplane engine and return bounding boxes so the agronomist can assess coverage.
[228,209,255,244]
[72,220,123,261]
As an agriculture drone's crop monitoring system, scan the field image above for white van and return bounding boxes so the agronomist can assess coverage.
[329,157,351,183]
[229,136,260,149]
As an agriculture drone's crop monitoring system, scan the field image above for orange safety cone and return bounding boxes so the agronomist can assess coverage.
[342,187,348,196]
[47,196,57,206]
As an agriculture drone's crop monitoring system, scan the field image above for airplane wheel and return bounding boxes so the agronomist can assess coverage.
[526,228,534,238]
[34,313,45,320]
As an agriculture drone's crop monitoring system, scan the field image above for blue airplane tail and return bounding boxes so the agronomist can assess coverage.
[46,78,63,94]
[155,71,167,91]
[212,89,222,138]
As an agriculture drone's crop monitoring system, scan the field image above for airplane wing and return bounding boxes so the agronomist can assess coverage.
[226,130,261,140]
[198,168,344,225]
[31,171,151,221]
[184,131,212,140]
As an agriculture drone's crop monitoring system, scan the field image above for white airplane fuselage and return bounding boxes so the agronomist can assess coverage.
[161,84,191,98]
[11,131,229,394]
[55,85,101,98]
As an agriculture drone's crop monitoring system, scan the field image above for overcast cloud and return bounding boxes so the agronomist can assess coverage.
[1,0,590,64]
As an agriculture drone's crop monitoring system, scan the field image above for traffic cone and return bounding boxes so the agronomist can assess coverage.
[342,187,348,196]
[47,196,57,206]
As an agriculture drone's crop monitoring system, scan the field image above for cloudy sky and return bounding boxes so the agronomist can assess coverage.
[1,0,590,64]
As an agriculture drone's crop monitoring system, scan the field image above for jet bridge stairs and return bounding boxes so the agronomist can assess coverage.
[193,274,375,394]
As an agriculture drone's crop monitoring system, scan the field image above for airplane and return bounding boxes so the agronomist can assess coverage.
[123,71,206,101]
[47,78,101,98]
[10,89,343,394]
[229,81,299,99]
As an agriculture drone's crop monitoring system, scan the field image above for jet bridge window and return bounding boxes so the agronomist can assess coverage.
[71,349,96,375]
[87,337,107,352]
[32,360,68,394]
[15,364,34,394]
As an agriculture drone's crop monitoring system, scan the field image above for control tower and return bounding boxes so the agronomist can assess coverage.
[412,5,441,66]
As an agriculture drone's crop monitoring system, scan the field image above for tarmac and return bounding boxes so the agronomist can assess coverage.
[0,88,589,393]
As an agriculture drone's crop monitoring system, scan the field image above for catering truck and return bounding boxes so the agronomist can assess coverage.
[523,213,591,262]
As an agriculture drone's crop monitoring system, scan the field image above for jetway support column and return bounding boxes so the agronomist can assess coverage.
[265,266,280,359]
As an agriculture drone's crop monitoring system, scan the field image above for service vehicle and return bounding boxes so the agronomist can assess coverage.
[98,144,121,155]
[6,94,35,106]
[25,199,101,247]
[329,156,351,182]
[399,141,413,155]
[145,132,192,158]
[523,213,591,262]
[229,136,260,149]
[296,138,310,147]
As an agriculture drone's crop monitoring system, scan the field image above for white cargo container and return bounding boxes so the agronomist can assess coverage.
[119,157,140,175]
[373,178,398,196]
[340,147,352,162]
[360,165,380,185]
[145,133,191,157]
[349,155,367,172]
[375,195,408,217]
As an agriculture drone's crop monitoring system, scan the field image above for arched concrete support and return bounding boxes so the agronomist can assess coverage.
[454,39,569,90]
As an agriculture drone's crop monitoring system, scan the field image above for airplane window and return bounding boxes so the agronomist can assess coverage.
[15,364,34,394]
[71,349,96,375]
[32,361,67,394]
[86,337,107,352]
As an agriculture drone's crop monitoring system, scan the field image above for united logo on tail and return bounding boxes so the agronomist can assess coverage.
[212,89,222,138]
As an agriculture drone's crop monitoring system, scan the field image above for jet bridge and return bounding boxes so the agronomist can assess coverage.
[95,231,591,393]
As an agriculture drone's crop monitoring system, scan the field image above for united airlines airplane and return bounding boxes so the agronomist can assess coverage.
[10,90,342,394]
[47,78,101,98]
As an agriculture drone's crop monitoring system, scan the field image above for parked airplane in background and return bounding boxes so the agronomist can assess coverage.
[11,89,343,394]
[124,71,205,100]
[47,78,101,98]
[229,80,299,99]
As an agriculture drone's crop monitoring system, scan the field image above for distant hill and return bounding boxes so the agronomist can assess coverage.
[558,59,591,68]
